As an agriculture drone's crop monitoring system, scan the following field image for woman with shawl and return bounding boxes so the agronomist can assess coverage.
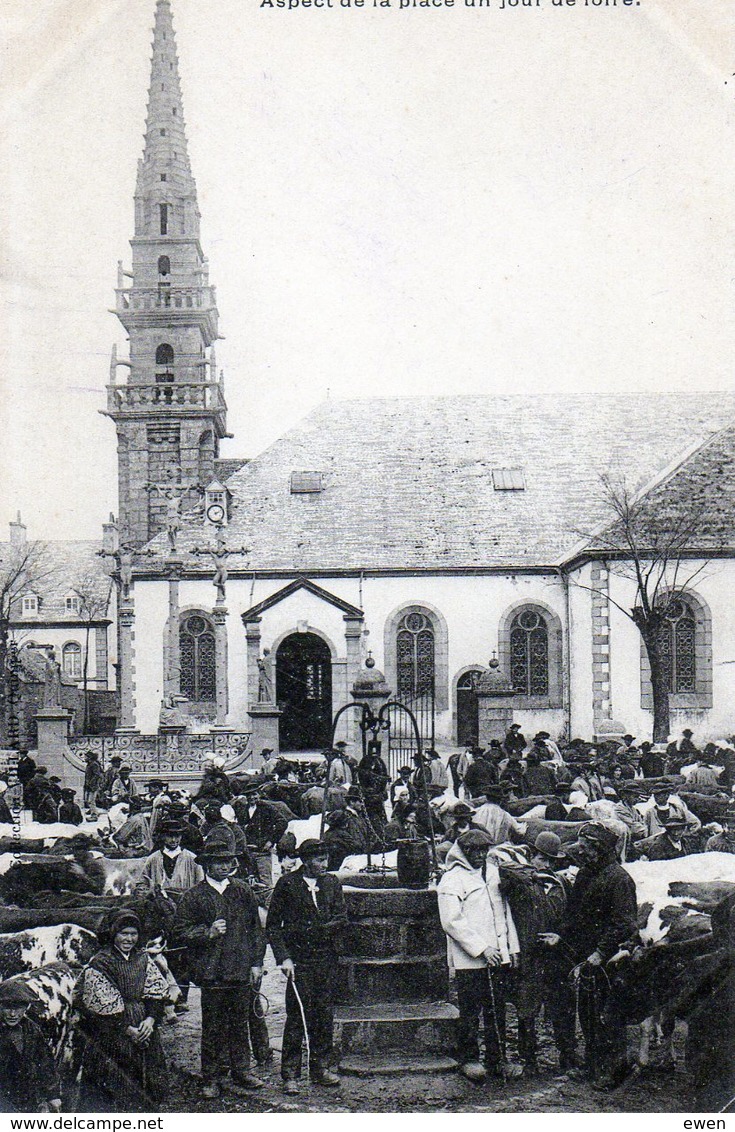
[76,910,170,1111]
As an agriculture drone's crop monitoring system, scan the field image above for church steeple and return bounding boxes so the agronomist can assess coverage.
[104,0,227,550]
[135,0,199,243]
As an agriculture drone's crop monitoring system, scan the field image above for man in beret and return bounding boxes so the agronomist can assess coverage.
[539,823,637,1089]
[499,833,574,1074]
[266,839,346,1095]
[0,981,61,1112]
[173,831,266,1098]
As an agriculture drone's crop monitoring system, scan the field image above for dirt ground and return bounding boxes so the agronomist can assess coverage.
[159,952,695,1114]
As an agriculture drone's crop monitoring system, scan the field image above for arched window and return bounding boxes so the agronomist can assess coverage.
[509,609,549,696]
[155,344,174,366]
[657,596,696,693]
[396,611,435,699]
[62,642,82,680]
[498,601,563,708]
[640,589,712,711]
[155,344,174,400]
[157,256,170,276]
[180,613,216,702]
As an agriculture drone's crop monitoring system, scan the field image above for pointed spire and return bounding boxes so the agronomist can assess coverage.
[135,0,199,238]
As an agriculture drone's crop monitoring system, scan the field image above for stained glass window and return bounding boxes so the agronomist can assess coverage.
[396,612,435,699]
[509,609,549,696]
[180,613,216,701]
[657,597,696,694]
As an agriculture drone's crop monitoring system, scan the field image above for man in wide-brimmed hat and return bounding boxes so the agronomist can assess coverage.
[173,831,266,1099]
[633,814,691,861]
[539,823,637,1090]
[437,801,485,861]
[142,819,204,894]
[705,807,735,854]
[266,839,346,1095]
[0,980,61,1112]
[232,782,289,890]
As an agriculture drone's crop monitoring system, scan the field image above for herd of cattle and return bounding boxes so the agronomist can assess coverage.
[0,801,731,1109]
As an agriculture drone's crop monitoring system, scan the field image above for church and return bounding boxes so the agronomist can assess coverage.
[101,0,735,769]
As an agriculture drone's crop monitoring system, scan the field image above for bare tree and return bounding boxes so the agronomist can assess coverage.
[0,541,56,744]
[570,469,713,742]
[71,574,113,733]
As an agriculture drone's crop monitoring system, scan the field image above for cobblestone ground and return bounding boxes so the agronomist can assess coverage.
[160,952,694,1114]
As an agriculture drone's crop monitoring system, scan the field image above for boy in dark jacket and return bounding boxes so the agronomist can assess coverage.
[266,838,347,1094]
[0,981,61,1112]
[173,830,266,1099]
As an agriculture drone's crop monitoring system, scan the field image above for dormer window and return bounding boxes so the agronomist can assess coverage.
[21,593,39,615]
[492,468,526,491]
[290,471,323,494]
[65,595,80,614]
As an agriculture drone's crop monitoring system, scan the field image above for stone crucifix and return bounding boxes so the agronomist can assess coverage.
[190,526,250,604]
[144,469,198,553]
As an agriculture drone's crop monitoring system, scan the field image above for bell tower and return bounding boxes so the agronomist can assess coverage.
[103,0,227,548]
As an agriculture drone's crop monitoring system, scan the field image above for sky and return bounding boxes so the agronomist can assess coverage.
[0,0,732,539]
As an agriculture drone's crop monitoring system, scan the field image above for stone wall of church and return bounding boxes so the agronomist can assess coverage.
[128,572,572,744]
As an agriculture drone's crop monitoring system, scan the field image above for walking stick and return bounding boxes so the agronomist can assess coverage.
[288,970,311,1084]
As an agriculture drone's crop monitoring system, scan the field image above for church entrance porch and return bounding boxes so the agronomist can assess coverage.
[276,632,333,751]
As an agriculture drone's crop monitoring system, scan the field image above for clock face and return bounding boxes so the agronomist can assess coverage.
[206,503,225,524]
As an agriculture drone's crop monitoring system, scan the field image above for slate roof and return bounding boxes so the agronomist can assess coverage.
[214,458,249,482]
[1,539,113,623]
[142,393,735,572]
[586,425,735,559]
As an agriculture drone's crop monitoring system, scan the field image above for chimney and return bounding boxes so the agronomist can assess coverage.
[9,512,26,547]
[102,513,118,555]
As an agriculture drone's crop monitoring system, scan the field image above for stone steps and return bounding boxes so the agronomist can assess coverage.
[339,1054,458,1077]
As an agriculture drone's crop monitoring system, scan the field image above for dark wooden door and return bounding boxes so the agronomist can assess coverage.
[276,633,333,751]
[456,670,483,748]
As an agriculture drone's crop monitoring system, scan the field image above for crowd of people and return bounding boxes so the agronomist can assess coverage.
[1,724,734,1110]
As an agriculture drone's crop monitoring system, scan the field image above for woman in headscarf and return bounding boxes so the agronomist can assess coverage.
[75,910,170,1112]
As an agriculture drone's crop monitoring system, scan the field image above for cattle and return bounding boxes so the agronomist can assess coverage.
[0,906,111,935]
[92,855,146,895]
[0,852,146,902]
[0,821,94,843]
[608,854,735,1069]
[0,962,77,1064]
[285,813,323,847]
[0,924,97,979]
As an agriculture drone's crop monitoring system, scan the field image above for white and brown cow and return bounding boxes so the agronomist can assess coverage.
[0,924,97,979]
